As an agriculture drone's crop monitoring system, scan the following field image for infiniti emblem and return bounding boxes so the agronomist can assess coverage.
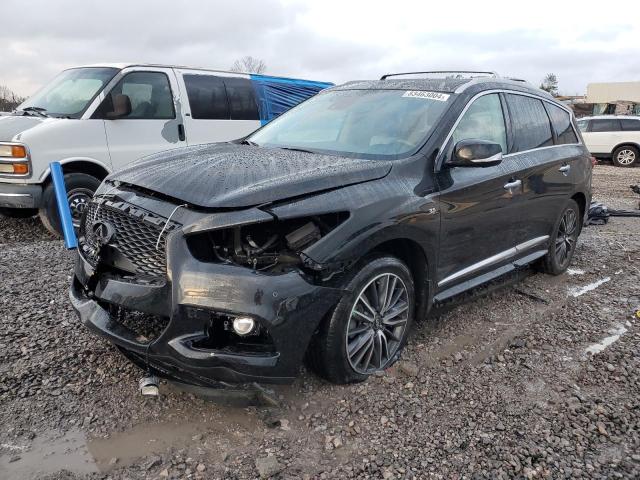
[91,221,116,246]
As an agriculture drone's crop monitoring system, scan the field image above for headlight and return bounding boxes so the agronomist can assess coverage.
[0,144,27,158]
[0,143,30,175]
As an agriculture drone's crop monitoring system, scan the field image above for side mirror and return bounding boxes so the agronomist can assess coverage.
[105,94,132,120]
[448,139,503,167]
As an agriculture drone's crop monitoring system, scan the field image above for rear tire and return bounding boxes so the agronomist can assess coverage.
[612,145,638,167]
[0,207,38,218]
[39,173,102,237]
[541,199,580,275]
[307,256,415,384]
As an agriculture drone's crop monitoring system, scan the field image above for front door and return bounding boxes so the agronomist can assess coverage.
[435,93,523,289]
[98,68,186,170]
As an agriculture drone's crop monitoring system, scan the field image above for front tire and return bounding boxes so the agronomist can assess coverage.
[612,145,638,167]
[307,256,415,384]
[39,173,102,237]
[0,207,38,218]
[542,200,580,275]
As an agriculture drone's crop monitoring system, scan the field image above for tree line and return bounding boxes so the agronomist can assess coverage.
[0,84,25,112]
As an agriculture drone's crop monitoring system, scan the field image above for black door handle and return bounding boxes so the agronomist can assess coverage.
[178,124,186,141]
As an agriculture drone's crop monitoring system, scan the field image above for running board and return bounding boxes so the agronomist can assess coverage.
[433,249,547,303]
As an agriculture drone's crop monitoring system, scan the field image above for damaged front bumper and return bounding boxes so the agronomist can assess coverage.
[70,229,343,387]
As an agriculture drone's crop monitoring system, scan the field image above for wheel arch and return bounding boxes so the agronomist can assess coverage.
[363,237,432,321]
[571,191,587,226]
[611,142,640,156]
[39,158,111,186]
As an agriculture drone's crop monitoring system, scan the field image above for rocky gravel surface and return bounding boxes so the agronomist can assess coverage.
[1,165,639,479]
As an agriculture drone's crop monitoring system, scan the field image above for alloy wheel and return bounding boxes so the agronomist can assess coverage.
[616,149,636,166]
[555,208,577,267]
[346,273,409,374]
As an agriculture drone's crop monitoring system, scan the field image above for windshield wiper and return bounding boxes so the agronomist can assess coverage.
[279,146,316,154]
[240,139,259,146]
[20,106,49,118]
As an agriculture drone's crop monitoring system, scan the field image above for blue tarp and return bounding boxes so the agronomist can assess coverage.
[251,74,333,125]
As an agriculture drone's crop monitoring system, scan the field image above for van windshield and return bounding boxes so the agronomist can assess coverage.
[248,89,452,159]
[18,67,119,118]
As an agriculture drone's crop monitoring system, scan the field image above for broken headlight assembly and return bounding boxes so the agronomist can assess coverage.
[186,212,349,273]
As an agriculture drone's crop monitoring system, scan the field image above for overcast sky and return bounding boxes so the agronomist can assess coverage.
[2,0,639,97]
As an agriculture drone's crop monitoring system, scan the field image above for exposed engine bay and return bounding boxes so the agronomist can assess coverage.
[186,212,349,273]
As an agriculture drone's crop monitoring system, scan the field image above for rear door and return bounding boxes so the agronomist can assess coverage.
[176,71,262,145]
[503,94,579,247]
[97,68,186,169]
[436,93,523,289]
[587,118,622,154]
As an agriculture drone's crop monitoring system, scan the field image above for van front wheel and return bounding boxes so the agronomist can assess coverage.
[39,173,102,237]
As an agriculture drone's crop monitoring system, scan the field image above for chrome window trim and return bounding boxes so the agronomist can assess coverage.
[438,235,549,287]
[437,89,582,168]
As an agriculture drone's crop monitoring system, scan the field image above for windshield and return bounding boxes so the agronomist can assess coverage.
[18,67,119,118]
[248,89,452,159]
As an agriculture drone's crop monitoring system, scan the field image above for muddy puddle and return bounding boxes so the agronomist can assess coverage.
[0,430,97,478]
[0,406,263,477]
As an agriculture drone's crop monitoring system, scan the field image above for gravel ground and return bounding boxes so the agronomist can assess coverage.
[1,165,639,479]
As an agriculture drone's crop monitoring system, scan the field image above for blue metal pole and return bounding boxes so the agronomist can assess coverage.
[49,162,77,249]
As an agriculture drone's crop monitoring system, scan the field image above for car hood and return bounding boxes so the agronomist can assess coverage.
[0,115,51,142]
[108,143,393,209]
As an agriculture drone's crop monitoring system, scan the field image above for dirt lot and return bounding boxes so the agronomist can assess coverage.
[1,165,639,479]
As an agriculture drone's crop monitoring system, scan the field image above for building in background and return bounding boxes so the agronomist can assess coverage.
[569,81,640,117]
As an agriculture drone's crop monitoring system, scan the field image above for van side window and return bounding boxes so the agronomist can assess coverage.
[103,72,175,119]
[183,74,229,120]
[620,119,640,131]
[223,77,259,120]
[576,120,588,132]
[591,119,621,132]
[451,94,507,154]
[545,103,578,145]
[505,94,553,152]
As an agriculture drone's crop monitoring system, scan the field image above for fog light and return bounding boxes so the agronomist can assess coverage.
[232,316,256,336]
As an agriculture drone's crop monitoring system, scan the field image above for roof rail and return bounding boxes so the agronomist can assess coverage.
[380,70,499,80]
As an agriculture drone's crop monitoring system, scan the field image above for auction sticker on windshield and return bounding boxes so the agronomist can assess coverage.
[402,91,450,101]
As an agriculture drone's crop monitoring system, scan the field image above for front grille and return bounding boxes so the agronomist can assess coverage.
[80,200,180,277]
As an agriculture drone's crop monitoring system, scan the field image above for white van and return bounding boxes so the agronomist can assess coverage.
[577,115,640,167]
[0,63,331,234]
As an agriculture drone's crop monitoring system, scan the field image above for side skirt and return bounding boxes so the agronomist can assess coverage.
[433,249,547,304]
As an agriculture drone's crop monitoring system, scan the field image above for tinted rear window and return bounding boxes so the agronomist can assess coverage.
[505,94,553,152]
[223,77,259,120]
[621,118,640,131]
[183,74,229,120]
[545,103,578,145]
[591,119,621,132]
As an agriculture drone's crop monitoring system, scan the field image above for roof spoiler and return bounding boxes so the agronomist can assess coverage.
[380,71,499,80]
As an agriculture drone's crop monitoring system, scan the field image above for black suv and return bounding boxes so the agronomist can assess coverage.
[70,71,592,387]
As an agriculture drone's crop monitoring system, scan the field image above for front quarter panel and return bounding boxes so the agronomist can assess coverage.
[16,118,112,183]
[267,162,440,278]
